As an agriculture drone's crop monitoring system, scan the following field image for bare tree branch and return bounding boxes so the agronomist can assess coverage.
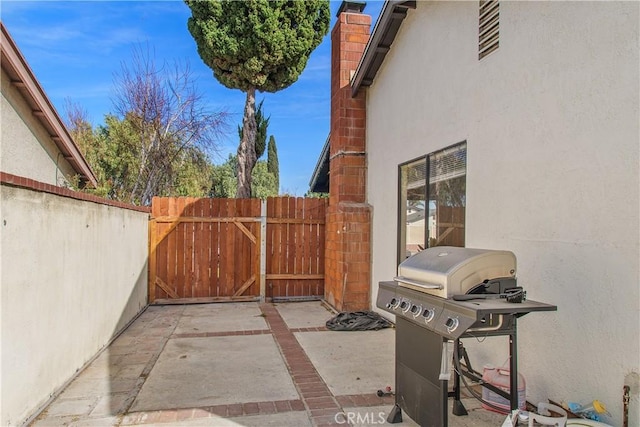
[110,44,229,205]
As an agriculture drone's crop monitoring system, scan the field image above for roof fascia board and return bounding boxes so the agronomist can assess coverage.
[0,23,97,187]
[351,0,415,96]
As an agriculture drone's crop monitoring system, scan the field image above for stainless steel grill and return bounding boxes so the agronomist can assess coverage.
[395,247,516,298]
[376,246,556,426]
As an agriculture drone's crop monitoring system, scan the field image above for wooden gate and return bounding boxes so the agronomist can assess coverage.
[148,196,327,304]
[265,197,326,299]
[149,198,261,303]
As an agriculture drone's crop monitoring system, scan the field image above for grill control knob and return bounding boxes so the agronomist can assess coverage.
[387,298,398,309]
[410,304,421,316]
[400,300,410,313]
[422,308,435,322]
[445,317,459,333]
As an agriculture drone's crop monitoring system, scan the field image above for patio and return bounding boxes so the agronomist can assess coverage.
[31,302,505,427]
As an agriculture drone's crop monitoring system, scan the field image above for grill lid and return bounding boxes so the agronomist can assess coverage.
[395,246,517,297]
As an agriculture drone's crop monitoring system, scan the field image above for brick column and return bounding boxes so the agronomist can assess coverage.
[324,1,372,312]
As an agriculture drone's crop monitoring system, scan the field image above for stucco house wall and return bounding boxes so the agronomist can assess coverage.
[0,22,95,189]
[366,1,639,425]
[0,183,149,426]
[0,68,77,186]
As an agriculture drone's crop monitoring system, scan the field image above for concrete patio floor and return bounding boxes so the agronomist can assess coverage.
[31,302,506,427]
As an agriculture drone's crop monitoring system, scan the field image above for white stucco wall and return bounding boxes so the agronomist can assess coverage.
[366,2,639,425]
[0,186,149,426]
[0,68,76,186]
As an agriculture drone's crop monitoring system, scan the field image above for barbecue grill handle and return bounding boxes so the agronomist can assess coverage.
[393,276,443,289]
[452,294,487,301]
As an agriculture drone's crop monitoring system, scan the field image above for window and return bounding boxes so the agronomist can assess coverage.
[398,142,467,263]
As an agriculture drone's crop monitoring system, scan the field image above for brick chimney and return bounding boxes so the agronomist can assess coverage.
[324,1,372,311]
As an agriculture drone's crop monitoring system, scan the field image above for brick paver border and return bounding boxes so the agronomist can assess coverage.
[172,329,271,339]
[259,303,392,427]
[171,327,327,339]
[260,303,343,426]
[290,326,328,333]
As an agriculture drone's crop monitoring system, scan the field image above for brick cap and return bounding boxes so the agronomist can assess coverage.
[0,171,150,213]
[337,1,366,17]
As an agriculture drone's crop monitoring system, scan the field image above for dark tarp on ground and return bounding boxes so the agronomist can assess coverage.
[326,311,393,331]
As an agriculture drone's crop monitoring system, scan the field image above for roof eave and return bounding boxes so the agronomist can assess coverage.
[351,0,416,97]
[0,22,98,188]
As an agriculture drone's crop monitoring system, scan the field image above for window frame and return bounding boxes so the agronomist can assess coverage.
[397,141,467,266]
[397,154,428,266]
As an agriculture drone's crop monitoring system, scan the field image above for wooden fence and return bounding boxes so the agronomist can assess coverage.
[148,197,327,304]
[433,205,465,247]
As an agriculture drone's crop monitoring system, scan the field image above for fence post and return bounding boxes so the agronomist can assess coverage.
[259,199,267,302]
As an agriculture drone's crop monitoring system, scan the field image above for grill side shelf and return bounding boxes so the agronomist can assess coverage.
[450,298,557,317]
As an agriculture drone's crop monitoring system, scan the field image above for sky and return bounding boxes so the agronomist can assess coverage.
[1,0,385,195]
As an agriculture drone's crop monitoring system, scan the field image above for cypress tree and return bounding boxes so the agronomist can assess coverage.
[267,135,279,194]
[185,0,330,198]
[238,99,270,160]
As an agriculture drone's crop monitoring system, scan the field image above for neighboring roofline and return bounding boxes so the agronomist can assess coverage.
[308,133,330,194]
[0,22,97,188]
[351,0,416,96]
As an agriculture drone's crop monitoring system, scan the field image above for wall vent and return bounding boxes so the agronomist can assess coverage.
[479,0,499,60]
